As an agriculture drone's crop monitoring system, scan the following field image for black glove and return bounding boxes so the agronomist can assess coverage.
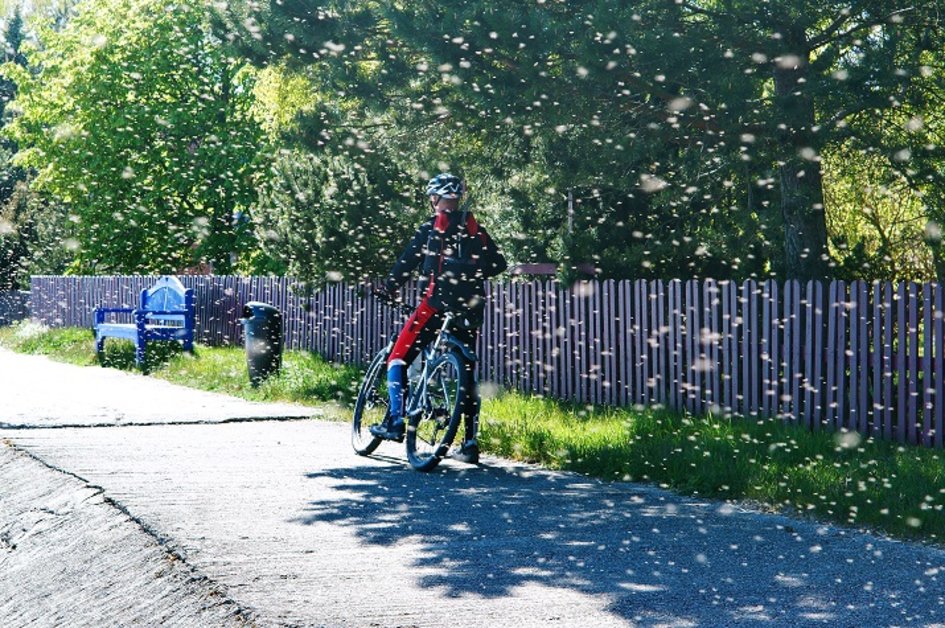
[375,282,399,303]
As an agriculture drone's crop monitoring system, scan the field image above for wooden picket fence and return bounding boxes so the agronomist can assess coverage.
[28,275,945,448]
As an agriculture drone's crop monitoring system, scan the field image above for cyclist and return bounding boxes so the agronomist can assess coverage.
[372,173,507,464]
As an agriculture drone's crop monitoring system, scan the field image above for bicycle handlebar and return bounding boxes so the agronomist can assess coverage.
[371,286,415,315]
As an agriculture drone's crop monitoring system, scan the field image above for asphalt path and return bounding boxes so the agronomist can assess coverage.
[3,349,945,626]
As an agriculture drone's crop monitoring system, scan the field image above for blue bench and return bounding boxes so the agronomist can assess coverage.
[94,276,195,370]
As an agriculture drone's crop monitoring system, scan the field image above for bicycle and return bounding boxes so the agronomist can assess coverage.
[351,294,479,472]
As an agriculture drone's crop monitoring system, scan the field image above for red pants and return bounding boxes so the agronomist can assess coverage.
[387,297,442,367]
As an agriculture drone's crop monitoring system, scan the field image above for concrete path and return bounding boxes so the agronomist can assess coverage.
[0,446,248,626]
[0,349,316,428]
[3,349,945,626]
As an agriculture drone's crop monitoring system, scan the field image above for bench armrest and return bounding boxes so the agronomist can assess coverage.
[94,307,134,325]
[141,309,191,316]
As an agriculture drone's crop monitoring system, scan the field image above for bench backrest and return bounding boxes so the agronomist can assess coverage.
[140,276,193,326]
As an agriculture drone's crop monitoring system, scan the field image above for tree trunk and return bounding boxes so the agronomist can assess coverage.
[773,43,831,281]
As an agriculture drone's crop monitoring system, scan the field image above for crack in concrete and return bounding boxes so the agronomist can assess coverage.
[1,414,320,431]
[2,441,261,626]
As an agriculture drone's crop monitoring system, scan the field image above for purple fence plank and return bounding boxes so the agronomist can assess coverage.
[897,282,907,443]
[652,280,666,406]
[849,281,861,432]
[740,281,753,417]
[924,283,934,447]
[705,280,719,413]
[691,280,703,414]
[836,281,848,429]
[769,280,781,420]
[781,280,793,421]
[935,284,944,448]
[761,281,773,418]
[856,281,868,434]
[908,283,919,445]
[825,281,839,430]
[883,283,894,440]
[665,280,678,410]
[790,280,802,422]
[722,281,735,416]
[871,283,881,436]
[603,279,617,405]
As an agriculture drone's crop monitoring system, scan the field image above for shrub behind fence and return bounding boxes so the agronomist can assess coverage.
[29,275,944,448]
[0,291,29,326]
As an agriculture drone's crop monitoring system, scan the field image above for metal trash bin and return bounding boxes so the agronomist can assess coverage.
[240,301,283,386]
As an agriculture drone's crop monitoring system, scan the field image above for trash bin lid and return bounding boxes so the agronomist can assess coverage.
[242,301,281,320]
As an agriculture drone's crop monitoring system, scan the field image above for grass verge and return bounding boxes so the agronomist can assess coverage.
[3,322,944,544]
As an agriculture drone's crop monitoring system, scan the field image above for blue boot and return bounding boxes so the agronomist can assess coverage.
[370,362,406,441]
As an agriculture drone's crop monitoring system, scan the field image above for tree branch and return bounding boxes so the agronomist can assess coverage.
[808,7,915,50]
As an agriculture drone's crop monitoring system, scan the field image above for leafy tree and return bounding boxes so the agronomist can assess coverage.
[6,0,263,274]
[251,148,421,284]
[218,0,942,282]
[0,180,72,289]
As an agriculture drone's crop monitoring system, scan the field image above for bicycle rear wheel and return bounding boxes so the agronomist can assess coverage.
[351,349,389,456]
[406,349,468,472]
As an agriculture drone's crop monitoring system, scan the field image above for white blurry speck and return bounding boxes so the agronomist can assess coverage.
[925,221,942,243]
[668,97,692,112]
[52,123,77,142]
[798,147,818,161]
[776,54,801,69]
[907,517,922,528]
[717,504,734,516]
[0,218,11,235]
[325,270,343,282]
[576,66,589,78]
[480,381,500,399]
[834,430,861,449]
[121,166,135,179]
[695,553,707,564]
[906,116,924,133]
[751,52,768,64]
[639,173,668,193]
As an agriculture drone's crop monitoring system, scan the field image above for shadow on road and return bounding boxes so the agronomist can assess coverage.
[291,459,907,625]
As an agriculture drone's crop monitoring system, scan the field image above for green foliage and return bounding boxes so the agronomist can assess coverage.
[251,147,422,285]
[0,181,72,289]
[823,146,932,280]
[217,0,944,282]
[6,0,264,275]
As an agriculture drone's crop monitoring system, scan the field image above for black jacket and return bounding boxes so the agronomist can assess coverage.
[385,211,507,312]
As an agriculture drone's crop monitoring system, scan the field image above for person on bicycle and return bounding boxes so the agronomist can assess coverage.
[372,173,507,464]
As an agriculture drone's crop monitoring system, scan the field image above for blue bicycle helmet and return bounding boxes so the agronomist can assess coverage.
[425,173,465,199]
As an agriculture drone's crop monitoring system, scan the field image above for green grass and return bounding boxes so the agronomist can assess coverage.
[3,322,945,544]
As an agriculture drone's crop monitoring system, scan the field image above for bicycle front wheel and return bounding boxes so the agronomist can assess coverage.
[406,349,468,472]
[352,348,389,456]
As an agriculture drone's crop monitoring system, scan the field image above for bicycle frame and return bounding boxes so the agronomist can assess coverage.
[404,312,455,419]
[375,295,479,419]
